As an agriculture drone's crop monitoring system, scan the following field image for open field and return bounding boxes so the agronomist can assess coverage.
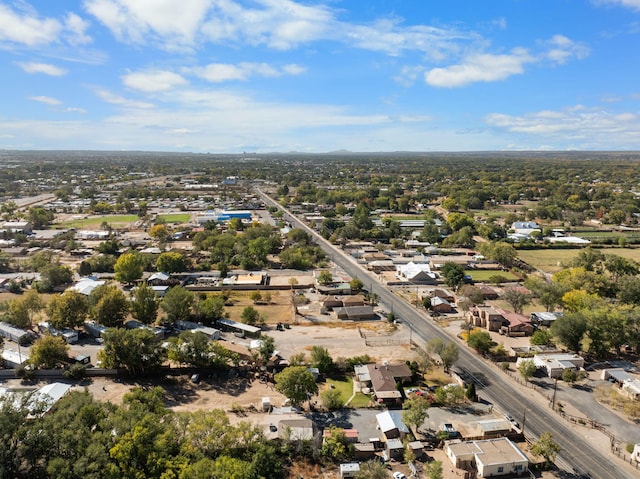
[55,214,139,229]
[464,269,519,282]
[516,249,580,273]
[517,246,640,274]
[157,213,191,223]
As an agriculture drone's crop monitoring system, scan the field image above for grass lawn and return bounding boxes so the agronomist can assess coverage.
[325,375,355,404]
[56,214,139,229]
[517,247,640,274]
[348,392,371,408]
[516,249,580,274]
[464,269,519,282]
[157,213,191,223]
[324,375,371,407]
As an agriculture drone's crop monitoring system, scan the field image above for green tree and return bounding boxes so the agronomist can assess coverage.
[47,290,89,330]
[161,286,194,323]
[320,389,345,410]
[349,277,364,293]
[7,298,31,329]
[518,359,536,382]
[479,241,517,268]
[550,313,588,352]
[424,460,444,479]
[90,285,129,327]
[168,331,215,368]
[274,366,318,407]
[402,394,430,432]
[199,295,225,324]
[38,264,73,292]
[250,290,262,304]
[426,338,459,371]
[530,432,561,467]
[114,252,144,285]
[156,252,188,273]
[130,283,159,324]
[240,306,260,326]
[29,335,69,369]
[440,262,466,290]
[28,206,54,228]
[467,330,493,354]
[524,276,567,312]
[562,368,578,384]
[317,270,333,285]
[447,212,475,231]
[99,328,166,376]
[321,425,352,461]
[310,345,334,373]
[256,335,275,364]
[530,328,553,346]
[502,287,532,314]
[149,224,170,243]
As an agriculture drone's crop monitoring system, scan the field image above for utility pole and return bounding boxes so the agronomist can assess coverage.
[551,377,558,410]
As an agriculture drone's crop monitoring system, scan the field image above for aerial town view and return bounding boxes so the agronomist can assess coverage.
[2,1,640,479]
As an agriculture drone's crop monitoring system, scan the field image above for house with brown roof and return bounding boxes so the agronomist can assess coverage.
[360,362,412,405]
[497,308,533,337]
[470,305,505,332]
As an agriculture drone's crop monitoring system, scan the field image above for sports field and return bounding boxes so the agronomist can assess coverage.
[55,214,139,228]
[157,213,191,223]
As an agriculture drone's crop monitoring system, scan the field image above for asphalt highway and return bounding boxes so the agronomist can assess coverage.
[256,188,635,479]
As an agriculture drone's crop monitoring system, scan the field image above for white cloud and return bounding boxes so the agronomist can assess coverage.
[595,0,640,11]
[485,106,640,147]
[94,88,155,108]
[84,0,470,58]
[0,3,62,46]
[122,70,188,92]
[425,49,534,87]
[84,0,213,48]
[201,0,334,50]
[64,107,87,113]
[28,96,63,106]
[18,62,67,76]
[64,12,93,45]
[190,62,305,83]
[543,35,589,65]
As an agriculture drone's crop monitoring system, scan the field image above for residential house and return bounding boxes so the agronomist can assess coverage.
[358,362,412,405]
[530,312,563,328]
[526,353,585,378]
[478,285,499,300]
[70,277,105,296]
[1,221,32,234]
[433,288,456,302]
[497,309,534,337]
[470,305,505,332]
[445,437,529,478]
[333,305,375,321]
[278,418,315,440]
[511,221,541,237]
[395,262,438,284]
[385,438,404,460]
[431,296,454,314]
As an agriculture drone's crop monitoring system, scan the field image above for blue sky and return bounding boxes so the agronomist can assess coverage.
[1,0,640,153]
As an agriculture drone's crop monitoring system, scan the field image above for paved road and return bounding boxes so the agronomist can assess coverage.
[256,187,636,479]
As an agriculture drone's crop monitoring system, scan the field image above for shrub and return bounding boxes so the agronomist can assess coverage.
[64,363,86,379]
